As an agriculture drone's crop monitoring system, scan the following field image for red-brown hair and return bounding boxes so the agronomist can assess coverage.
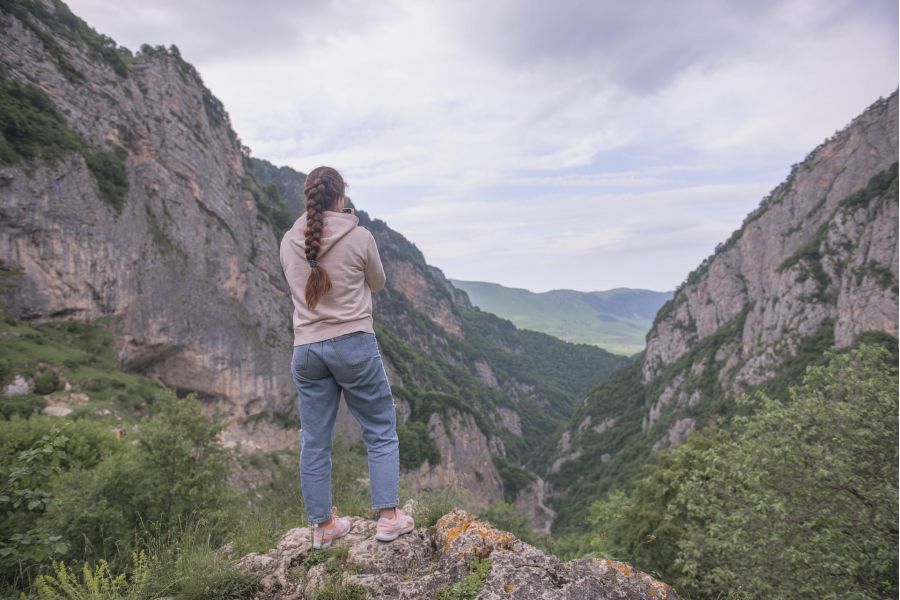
[303,166,346,309]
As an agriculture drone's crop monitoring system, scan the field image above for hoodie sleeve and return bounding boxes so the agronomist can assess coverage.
[364,231,387,292]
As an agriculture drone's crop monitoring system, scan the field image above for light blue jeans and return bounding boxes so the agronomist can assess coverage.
[291,331,400,525]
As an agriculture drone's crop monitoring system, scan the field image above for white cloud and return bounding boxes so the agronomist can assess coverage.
[66,0,899,291]
[380,181,775,291]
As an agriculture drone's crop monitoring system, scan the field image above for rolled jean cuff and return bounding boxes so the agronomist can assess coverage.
[309,513,333,525]
[372,502,398,510]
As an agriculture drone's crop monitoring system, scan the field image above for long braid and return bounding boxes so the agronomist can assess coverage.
[303,167,345,309]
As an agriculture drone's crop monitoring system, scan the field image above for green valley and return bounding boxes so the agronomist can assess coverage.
[449,281,671,356]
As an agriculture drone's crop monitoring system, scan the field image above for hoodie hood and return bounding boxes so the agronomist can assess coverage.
[287,211,359,259]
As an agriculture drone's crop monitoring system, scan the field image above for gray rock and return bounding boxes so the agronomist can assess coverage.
[409,410,503,509]
[3,375,31,396]
[237,509,681,600]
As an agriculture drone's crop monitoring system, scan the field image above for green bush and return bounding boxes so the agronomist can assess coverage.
[491,455,534,502]
[435,557,491,600]
[0,72,82,165]
[480,501,536,542]
[84,148,129,212]
[33,369,60,395]
[0,393,47,419]
[0,416,119,470]
[589,345,899,599]
[0,431,70,587]
[39,395,236,564]
[397,421,439,470]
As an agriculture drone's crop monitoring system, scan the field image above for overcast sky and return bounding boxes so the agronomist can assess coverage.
[68,0,898,292]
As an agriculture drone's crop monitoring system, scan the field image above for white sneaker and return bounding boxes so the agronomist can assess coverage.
[374,507,414,542]
[312,507,352,549]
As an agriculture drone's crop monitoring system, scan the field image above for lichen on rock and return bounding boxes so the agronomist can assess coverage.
[237,505,680,599]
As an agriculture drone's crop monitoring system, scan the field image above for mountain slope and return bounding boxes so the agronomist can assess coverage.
[450,280,671,355]
[548,91,899,531]
[0,0,625,520]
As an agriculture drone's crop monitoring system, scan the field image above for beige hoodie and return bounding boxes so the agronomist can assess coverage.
[279,211,386,345]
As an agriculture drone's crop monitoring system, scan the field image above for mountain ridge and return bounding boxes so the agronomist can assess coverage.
[450,279,672,355]
[546,90,899,531]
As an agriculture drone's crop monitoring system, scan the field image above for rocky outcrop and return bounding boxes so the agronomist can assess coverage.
[237,505,680,599]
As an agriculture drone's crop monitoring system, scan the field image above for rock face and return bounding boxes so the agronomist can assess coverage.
[640,93,898,450]
[0,1,624,513]
[644,93,898,383]
[1,3,293,422]
[513,477,556,533]
[546,92,899,531]
[410,411,503,510]
[237,505,680,600]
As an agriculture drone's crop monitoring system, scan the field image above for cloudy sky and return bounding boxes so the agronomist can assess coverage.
[69,0,898,292]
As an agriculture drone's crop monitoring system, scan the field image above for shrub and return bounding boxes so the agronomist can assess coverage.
[435,557,491,600]
[0,393,47,419]
[33,369,60,395]
[40,395,236,564]
[0,431,70,587]
[589,345,899,599]
[0,72,82,165]
[84,148,129,213]
[397,421,439,470]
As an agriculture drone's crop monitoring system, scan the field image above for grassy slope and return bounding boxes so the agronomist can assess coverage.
[450,280,671,355]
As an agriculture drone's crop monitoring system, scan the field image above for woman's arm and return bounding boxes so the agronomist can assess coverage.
[364,232,386,292]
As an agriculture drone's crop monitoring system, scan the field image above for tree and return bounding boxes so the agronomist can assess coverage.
[590,345,899,599]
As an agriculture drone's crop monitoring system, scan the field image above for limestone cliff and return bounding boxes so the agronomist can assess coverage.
[641,92,898,449]
[0,1,293,424]
[547,91,899,530]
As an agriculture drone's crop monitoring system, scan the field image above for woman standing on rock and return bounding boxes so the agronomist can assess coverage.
[279,166,414,549]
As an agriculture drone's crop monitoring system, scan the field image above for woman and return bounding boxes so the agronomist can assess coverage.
[279,166,414,549]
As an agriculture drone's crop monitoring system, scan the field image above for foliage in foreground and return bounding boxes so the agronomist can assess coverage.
[34,552,151,600]
[0,393,235,591]
[588,345,899,599]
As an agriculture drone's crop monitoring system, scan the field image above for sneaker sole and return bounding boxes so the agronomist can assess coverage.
[375,525,414,542]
